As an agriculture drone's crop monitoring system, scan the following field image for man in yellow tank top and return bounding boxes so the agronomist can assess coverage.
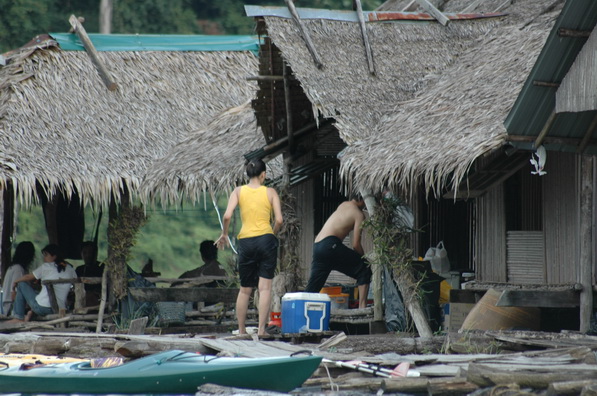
[216,159,283,336]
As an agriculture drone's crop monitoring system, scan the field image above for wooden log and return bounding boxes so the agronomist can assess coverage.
[129,287,239,303]
[427,378,479,396]
[284,0,324,69]
[68,14,117,91]
[547,379,597,396]
[467,363,597,389]
[354,0,375,75]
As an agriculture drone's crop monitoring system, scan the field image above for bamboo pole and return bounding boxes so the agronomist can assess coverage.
[354,0,376,76]
[284,0,324,69]
[69,14,117,91]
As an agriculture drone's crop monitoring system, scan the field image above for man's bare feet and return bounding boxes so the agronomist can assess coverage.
[24,311,33,322]
[5,318,24,324]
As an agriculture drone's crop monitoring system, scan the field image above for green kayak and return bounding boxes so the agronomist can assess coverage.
[0,349,322,394]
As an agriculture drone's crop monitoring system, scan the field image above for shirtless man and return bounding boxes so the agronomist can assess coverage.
[304,195,372,308]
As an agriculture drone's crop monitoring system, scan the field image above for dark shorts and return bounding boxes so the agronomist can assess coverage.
[237,233,279,287]
[304,236,372,293]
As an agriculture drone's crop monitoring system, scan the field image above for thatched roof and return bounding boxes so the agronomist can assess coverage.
[338,1,561,195]
[262,15,501,145]
[141,101,271,203]
[0,35,258,207]
[253,1,560,195]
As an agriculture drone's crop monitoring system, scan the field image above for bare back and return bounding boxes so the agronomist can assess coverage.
[315,200,365,243]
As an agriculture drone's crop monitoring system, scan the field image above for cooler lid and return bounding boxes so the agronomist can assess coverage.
[282,292,331,302]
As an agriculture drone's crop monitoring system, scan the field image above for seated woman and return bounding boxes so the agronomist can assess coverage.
[8,244,77,322]
[2,241,35,315]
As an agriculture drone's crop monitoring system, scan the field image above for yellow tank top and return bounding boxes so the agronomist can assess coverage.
[238,185,274,239]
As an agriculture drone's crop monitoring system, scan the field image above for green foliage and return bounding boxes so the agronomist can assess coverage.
[14,196,237,280]
[0,0,384,52]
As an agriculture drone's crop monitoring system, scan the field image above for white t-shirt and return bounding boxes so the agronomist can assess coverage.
[2,264,26,312]
[33,262,77,309]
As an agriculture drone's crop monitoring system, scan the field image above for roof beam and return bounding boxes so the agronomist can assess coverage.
[578,114,597,154]
[68,15,117,91]
[533,80,560,88]
[284,0,324,69]
[354,0,376,76]
[534,110,556,148]
[558,28,592,38]
[507,134,597,148]
[414,0,450,26]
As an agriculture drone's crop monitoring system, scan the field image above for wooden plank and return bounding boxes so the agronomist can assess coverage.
[129,287,239,303]
[496,289,579,308]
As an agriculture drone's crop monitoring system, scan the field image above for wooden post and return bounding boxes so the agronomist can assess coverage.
[68,14,117,91]
[1,182,14,281]
[96,267,108,333]
[354,0,376,76]
[361,187,433,338]
[283,60,295,155]
[284,0,324,69]
[414,0,450,26]
[579,155,593,333]
[360,188,383,322]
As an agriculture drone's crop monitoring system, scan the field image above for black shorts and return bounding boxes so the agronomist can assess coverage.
[237,233,279,287]
[305,236,372,293]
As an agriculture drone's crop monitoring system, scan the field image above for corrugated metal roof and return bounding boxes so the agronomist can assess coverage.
[49,33,261,52]
[244,5,504,22]
[504,0,597,155]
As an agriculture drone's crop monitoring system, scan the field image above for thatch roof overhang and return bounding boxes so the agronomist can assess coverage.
[0,34,259,208]
[504,0,597,155]
[315,1,559,197]
[340,21,554,196]
[141,101,278,204]
[249,6,503,145]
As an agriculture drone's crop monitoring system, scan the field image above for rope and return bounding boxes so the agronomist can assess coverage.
[323,363,339,392]
[210,188,237,254]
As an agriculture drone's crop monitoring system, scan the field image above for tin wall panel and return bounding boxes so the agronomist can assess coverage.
[507,231,545,283]
[476,184,507,282]
[543,151,579,284]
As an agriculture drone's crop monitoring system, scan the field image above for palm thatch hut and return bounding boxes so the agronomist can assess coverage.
[0,32,259,275]
[245,1,550,286]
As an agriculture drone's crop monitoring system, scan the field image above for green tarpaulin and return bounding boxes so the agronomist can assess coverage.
[50,33,261,53]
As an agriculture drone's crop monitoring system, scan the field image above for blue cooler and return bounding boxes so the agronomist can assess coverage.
[281,292,331,333]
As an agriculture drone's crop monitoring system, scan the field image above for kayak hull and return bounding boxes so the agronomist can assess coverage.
[0,350,322,394]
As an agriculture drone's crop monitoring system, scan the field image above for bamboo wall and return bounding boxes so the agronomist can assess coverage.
[476,151,584,285]
[476,183,507,282]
